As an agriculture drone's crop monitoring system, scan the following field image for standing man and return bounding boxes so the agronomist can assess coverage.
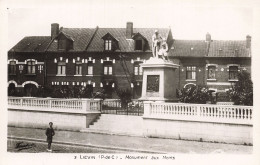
[152,30,163,58]
[45,122,55,152]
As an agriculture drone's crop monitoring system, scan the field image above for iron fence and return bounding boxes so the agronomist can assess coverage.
[101,99,144,116]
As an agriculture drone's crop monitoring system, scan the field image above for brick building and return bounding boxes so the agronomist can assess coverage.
[8,22,251,100]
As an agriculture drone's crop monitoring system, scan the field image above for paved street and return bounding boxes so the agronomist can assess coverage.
[8,127,252,154]
[7,139,124,153]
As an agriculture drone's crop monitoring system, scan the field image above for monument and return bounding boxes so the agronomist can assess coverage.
[139,30,179,102]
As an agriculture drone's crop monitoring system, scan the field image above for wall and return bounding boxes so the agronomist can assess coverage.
[206,58,251,91]
[8,52,45,87]
[143,117,252,145]
[8,109,100,131]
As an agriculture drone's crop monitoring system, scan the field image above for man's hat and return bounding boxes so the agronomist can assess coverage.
[155,30,158,33]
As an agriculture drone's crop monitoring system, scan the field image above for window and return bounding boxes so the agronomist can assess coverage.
[134,64,143,75]
[9,61,16,74]
[75,62,82,75]
[135,40,142,50]
[208,66,216,79]
[105,40,112,51]
[58,39,66,50]
[186,66,196,80]
[27,60,36,74]
[104,65,112,75]
[57,61,66,75]
[229,66,238,79]
[87,62,93,75]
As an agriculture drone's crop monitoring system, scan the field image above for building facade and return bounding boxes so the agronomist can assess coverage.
[8,22,251,101]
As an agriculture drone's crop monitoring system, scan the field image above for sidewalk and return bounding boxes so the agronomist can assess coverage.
[8,127,252,154]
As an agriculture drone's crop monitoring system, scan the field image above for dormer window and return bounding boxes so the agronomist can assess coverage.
[135,40,143,50]
[57,32,74,51]
[105,40,112,51]
[58,39,66,50]
[132,32,147,51]
[102,33,118,51]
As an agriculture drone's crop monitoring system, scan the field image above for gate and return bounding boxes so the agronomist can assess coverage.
[101,99,144,116]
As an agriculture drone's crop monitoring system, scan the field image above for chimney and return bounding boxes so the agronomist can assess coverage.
[126,22,133,39]
[206,32,211,42]
[51,23,59,39]
[206,33,211,56]
[246,35,251,48]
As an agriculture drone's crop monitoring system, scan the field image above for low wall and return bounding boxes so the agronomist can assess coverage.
[8,109,100,131]
[143,102,253,145]
[143,117,252,145]
[8,97,101,131]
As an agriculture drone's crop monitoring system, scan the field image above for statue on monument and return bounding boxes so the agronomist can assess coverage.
[152,30,169,61]
[158,38,169,60]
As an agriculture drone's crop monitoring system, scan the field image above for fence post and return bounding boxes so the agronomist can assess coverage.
[196,104,201,119]
[100,99,103,113]
[138,101,140,116]
[20,98,23,107]
[143,101,152,117]
[116,100,118,115]
[82,99,88,112]
[49,99,52,109]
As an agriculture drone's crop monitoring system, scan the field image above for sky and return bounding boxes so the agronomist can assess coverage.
[5,0,255,49]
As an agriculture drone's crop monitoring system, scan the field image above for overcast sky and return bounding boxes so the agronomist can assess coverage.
[6,0,254,49]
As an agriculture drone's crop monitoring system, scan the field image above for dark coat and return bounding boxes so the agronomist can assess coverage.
[45,128,55,143]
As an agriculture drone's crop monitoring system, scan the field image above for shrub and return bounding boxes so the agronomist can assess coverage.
[92,89,106,99]
[226,71,253,106]
[176,84,212,104]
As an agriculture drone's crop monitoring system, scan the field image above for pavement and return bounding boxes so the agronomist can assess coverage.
[8,126,252,154]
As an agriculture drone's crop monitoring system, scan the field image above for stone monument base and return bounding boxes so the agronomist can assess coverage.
[139,57,179,102]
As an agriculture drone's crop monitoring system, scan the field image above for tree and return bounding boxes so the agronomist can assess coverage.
[227,71,253,106]
[176,84,212,104]
[116,88,132,109]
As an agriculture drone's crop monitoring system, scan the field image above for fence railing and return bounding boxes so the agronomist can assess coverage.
[102,99,144,116]
[144,102,253,125]
[8,97,102,113]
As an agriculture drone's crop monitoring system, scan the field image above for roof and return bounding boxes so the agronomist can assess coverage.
[47,28,97,51]
[87,28,170,52]
[9,24,250,58]
[169,40,207,57]
[169,39,251,57]
[10,36,51,52]
[208,40,250,57]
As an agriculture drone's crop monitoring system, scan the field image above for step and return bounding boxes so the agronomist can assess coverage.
[85,114,144,136]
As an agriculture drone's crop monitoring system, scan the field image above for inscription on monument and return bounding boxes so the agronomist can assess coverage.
[147,75,159,92]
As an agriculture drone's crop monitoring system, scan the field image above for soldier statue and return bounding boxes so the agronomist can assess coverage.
[152,30,169,60]
[152,30,163,58]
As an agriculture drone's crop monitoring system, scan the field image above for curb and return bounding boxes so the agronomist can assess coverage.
[8,136,167,154]
[80,129,143,137]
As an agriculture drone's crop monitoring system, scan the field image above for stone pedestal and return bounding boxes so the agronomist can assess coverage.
[139,57,179,102]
